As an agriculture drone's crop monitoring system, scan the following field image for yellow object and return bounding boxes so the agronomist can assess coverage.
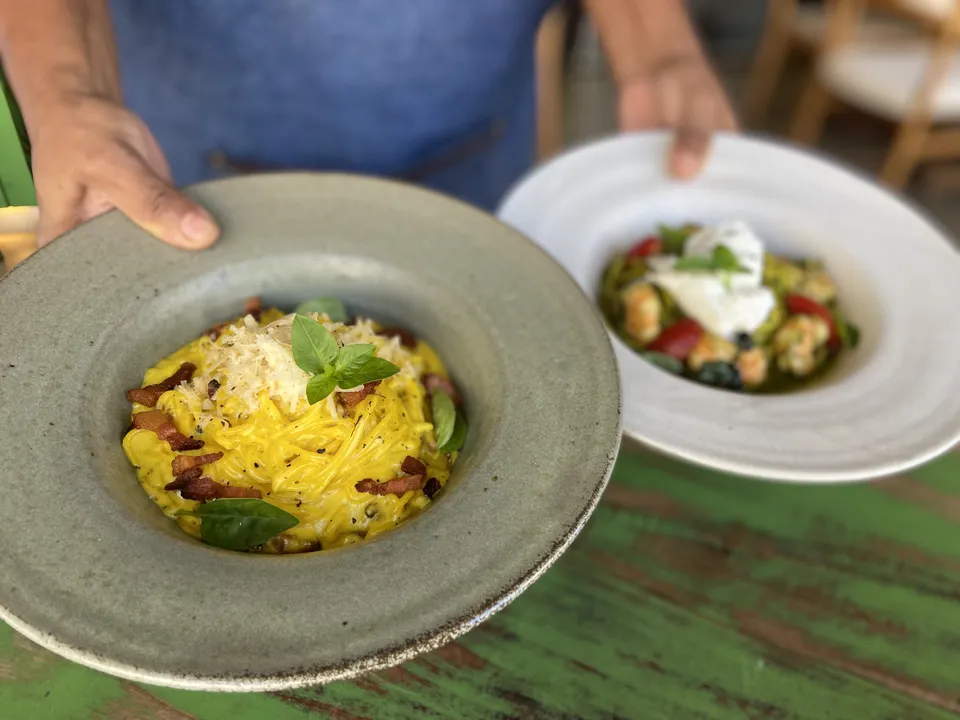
[122,309,455,552]
[0,205,38,272]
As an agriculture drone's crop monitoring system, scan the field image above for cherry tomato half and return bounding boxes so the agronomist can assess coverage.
[627,236,663,259]
[784,294,839,348]
[648,318,703,359]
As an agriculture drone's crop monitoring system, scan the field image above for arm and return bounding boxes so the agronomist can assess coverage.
[585,0,736,178]
[0,0,121,130]
[0,0,218,248]
[584,0,704,85]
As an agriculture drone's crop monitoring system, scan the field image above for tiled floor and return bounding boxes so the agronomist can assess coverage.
[562,19,960,241]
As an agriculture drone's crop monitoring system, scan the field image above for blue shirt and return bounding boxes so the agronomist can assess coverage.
[109,0,554,211]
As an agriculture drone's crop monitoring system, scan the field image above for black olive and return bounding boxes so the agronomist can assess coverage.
[423,477,442,500]
[695,361,744,392]
[735,332,753,350]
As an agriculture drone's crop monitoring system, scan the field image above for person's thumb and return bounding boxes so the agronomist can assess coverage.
[108,154,220,250]
[669,121,711,180]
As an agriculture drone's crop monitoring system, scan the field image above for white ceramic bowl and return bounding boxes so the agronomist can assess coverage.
[499,131,960,482]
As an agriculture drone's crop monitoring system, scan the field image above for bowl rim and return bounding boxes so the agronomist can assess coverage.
[0,172,623,690]
[498,130,960,483]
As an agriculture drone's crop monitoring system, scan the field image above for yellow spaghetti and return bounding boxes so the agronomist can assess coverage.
[122,306,459,552]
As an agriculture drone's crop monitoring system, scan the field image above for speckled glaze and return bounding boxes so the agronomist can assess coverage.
[0,174,621,691]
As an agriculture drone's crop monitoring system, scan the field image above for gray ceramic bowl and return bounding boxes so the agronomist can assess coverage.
[0,174,621,691]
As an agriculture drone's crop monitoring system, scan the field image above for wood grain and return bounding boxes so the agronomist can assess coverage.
[3,448,960,719]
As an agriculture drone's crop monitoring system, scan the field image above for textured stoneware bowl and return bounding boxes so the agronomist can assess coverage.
[0,174,621,690]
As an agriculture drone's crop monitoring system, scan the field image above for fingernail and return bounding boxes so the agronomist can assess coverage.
[673,152,700,179]
[180,211,217,245]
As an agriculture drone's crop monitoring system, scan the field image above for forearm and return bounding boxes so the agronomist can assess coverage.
[0,0,120,132]
[585,0,705,84]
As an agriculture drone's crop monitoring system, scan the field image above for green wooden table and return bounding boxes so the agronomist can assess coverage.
[4,443,960,719]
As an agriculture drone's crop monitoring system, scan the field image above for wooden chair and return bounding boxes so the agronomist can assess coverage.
[536,3,571,161]
[788,0,960,188]
[743,0,916,127]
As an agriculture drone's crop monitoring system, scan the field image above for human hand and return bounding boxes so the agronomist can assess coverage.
[618,54,737,179]
[32,94,219,249]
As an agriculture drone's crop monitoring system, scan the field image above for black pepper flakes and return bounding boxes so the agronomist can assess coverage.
[254,463,259,468]
[316,448,326,454]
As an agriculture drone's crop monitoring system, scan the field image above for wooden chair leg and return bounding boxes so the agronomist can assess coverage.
[788,78,834,146]
[880,121,930,189]
[742,26,795,128]
[536,5,569,161]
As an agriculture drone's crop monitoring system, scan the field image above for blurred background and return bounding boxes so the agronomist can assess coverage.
[0,0,958,271]
[538,0,960,237]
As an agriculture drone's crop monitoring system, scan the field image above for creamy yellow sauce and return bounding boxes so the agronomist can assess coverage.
[122,308,454,551]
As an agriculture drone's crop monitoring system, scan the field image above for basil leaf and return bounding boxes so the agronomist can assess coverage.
[657,224,693,254]
[306,372,339,404]
[834,312,860,349]
[291,314,339,375]
[712,245,746,272]
[294,297,349,323]
[338,356,400,389]
[334,343,375,380]
[640,351,683,375]
[431,390,456,449]
[180,499,299,551]
[673,245,748,274]
[439,410,467,453]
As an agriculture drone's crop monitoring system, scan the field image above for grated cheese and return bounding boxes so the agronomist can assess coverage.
[174,312,420,425]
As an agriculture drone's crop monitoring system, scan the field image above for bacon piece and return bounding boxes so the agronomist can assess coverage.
[126,362,196,407]
[379,326,417,348]
[422,373,461,406]
[205,322,230,341]
[244,296,262,322]
[216,484,263,499]
[423,477,442,500]
[126,386,167,408]
[171,452,223,476]
[179,477,221,501]
[167,473,262,502]
[401,455,426,476]
[207,379,220,399]
[339,381,381,408]
[165,466,202,490]
[132,410,204,451]
[355,474,425,496]
[162,430,204,452]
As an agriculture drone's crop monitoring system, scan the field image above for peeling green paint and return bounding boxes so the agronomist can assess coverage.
[4,448,960,718]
